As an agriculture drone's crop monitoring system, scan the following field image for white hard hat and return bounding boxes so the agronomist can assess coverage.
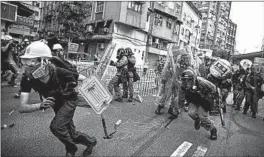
[24,38,29,42]
[1,36,5,40]
[20,41,52,59]
[2,35,13,40]
[53,43,63,50]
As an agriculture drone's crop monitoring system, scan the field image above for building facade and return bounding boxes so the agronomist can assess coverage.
[1,1,35,40]
[40,1,183,67]
[178,2,202,54]
[193,1,234,50]
[225,19,237,55]
[7,2,40,41]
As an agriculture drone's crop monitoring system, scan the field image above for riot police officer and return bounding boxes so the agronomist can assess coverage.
[243,66,264,118]
[108,48,128,102]
[181,69,218,140]
[122,48,136,102]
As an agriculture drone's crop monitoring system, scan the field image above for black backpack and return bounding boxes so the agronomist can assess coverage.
[49,56,78,74]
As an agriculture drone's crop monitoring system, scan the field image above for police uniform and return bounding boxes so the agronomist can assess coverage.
[123,53,136,101]
[232,68,246,110]
[108,52,128,101]
[243,69,264,118]
[182,76,218,140]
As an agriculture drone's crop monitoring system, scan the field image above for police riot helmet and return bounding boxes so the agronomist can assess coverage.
[116,48,125,58]
[125,47,134,56]
[181,69,196,90]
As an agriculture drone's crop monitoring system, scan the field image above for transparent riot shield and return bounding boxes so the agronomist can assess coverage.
[155,45,193,107]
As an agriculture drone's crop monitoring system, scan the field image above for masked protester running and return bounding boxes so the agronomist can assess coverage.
[181,69,218,140]
[108,48,128,102]
[122,48,136,102]
[18,41,96,157]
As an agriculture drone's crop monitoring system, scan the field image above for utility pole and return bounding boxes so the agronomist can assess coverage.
[145,1,155,62]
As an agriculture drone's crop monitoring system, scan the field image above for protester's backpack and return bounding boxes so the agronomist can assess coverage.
[48,56,79,97]
[49,56,78,74]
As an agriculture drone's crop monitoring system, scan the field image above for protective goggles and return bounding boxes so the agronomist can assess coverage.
[21,58,39,66]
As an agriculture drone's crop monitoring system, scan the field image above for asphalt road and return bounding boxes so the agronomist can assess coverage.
[1,84,264,157]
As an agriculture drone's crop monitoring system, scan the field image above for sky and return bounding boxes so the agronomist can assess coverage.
[230,2,264,54]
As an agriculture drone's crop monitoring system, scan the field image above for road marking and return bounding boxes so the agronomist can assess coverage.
[170,141,193,157]
[192,146,208,157]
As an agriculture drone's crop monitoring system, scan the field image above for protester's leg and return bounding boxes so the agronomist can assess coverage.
[50,102,78,154]
[8,63,19,86]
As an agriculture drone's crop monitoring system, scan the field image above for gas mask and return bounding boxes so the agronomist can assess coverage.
[182,77,196,91]
[23,58,50,82]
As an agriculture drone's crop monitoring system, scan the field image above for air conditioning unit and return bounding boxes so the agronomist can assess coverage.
[99,43,105,49]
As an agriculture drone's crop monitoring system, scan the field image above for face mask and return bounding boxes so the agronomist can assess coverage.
[32,65,49,80]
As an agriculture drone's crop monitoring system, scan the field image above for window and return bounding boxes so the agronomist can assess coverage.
[181,28,184,36]
[128,1,142,13]
[175,4,181,14]
[96,1,104,12]
[154,14,163,26]
[166,18,172,29]
[183,13,186,21]
[85,3,93,15]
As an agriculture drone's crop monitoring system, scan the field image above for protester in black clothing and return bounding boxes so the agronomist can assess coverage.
[18,41,96,157]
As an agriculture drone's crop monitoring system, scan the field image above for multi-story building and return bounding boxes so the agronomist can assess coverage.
[1,1,34,40]
[225,19,237,55]
[193,1,233,50]
[41,1,183,67]
[178,1,202,54]
[7,2,40,41]
[145,1,182,66]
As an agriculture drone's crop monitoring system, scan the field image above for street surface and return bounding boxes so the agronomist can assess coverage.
[1,83,264,157]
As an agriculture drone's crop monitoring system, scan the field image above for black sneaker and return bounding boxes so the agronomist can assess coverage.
[194,119,201,130]
[83,141,97,157]
[66,152,75,157]
[155,105,164,115]
[115,98,123,102]
[210,127,217,140]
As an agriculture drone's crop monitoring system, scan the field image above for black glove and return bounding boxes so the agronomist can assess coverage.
[39,97,55,110]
